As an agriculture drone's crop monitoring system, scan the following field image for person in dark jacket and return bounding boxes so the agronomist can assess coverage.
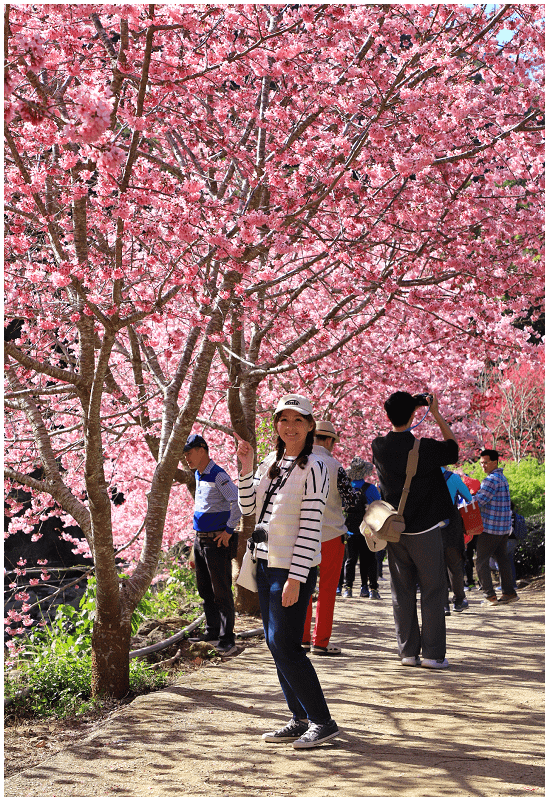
[184,434,241,656]
[372,392,458,670]
[341,459,381,599]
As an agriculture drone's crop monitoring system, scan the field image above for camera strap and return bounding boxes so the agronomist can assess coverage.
[406,405,430,432]
[257,458,298,524]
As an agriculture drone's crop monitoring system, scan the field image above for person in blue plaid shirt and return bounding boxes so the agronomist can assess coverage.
[474,449,518,605]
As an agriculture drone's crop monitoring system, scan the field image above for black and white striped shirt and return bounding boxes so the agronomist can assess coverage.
[238,455,329,583]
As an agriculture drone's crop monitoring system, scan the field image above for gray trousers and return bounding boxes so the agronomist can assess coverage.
[387,526,447,661]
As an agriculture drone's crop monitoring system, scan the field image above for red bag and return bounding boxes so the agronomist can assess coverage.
[459,500,483,545]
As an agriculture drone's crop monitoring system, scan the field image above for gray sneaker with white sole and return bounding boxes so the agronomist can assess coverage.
[292,719,340,749]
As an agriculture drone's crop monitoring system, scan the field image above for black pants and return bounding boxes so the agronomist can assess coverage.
[344,531,378,590]
[465,536,477,585]
[476,532,515,599]
[194,534,236,646]
[441,510,466,605]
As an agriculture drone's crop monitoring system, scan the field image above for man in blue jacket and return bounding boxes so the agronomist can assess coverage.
[184,434,241,655]
[474,449,518,605]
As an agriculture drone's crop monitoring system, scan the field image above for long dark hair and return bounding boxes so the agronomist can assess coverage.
[268,412,316,479]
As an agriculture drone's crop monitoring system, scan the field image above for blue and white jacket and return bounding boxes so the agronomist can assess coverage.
[193,460,241,535]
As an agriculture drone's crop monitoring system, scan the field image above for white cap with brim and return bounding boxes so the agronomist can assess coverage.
[315,420,340,442]
[274,394,313,416]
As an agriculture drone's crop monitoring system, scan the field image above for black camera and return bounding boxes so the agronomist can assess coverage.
[413,393,433,407]
[251,526,269,544]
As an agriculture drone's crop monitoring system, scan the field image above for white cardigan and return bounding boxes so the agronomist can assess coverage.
[239,452,329,580]
[312,445,347,542]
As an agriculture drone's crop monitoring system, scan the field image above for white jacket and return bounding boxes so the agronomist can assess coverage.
[312,445,347,542]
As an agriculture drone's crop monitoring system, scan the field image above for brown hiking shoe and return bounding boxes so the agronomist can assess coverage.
[497,593,519,604]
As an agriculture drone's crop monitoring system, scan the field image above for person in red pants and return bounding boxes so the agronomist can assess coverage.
[304,420,359,655]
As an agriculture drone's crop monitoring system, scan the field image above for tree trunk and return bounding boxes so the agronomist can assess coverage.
[91,610,132,698]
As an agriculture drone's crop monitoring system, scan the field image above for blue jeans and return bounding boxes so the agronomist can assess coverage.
[257,561,331,725]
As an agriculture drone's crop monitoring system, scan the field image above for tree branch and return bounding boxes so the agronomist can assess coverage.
[4,341,86,388]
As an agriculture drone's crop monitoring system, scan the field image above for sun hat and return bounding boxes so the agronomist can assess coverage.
[183,433,208,452]
[274,394,313,416]
[347,457,374,481]
[315,420,340,442]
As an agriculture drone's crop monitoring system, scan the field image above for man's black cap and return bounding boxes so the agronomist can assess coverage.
[183,434,208,452]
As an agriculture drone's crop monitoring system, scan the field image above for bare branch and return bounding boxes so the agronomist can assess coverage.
[91,12,118,59]
[5,341,86,388]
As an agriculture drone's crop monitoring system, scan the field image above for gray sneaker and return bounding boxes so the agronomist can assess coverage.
[214,642,237,657]
[292,719,340,749]
[188,633,219,645]
[341,586,352,598]
[262,718,309,742]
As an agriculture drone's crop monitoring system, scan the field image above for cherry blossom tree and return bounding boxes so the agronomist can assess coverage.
[473,350,545,462]
[5,3,545,696]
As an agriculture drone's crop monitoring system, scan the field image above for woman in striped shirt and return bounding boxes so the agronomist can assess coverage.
[235,394,340,749]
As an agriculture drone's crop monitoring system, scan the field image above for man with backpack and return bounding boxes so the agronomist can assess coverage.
[341,458,381,599]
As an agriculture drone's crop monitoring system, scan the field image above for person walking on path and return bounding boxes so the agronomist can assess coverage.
[441,468,473,614]
[184,433,241,656]
[303,420,359,656]
[341,458,381,599]
[474,449,518,606]
[461,473,481,589]
[372,391,458,670]
[236,395,340,749]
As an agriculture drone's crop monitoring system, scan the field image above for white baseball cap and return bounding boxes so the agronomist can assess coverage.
[274,394,313,416]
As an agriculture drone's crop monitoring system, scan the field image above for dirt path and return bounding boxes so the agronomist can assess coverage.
[5,574,545,798]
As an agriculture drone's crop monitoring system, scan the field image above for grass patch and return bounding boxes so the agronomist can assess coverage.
[5,654,168,719]
[5,564,201,719]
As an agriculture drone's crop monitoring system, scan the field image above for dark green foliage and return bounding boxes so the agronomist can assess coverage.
[148,563,201,618]
[514,517,545,579]
[462,457,545,518]
[5,650,168,718]
[4,568,201,718]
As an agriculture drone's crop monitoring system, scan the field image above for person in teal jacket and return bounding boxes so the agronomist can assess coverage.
[441,468,472,613]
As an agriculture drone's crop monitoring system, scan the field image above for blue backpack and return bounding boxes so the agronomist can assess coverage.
[512,512,528,541]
